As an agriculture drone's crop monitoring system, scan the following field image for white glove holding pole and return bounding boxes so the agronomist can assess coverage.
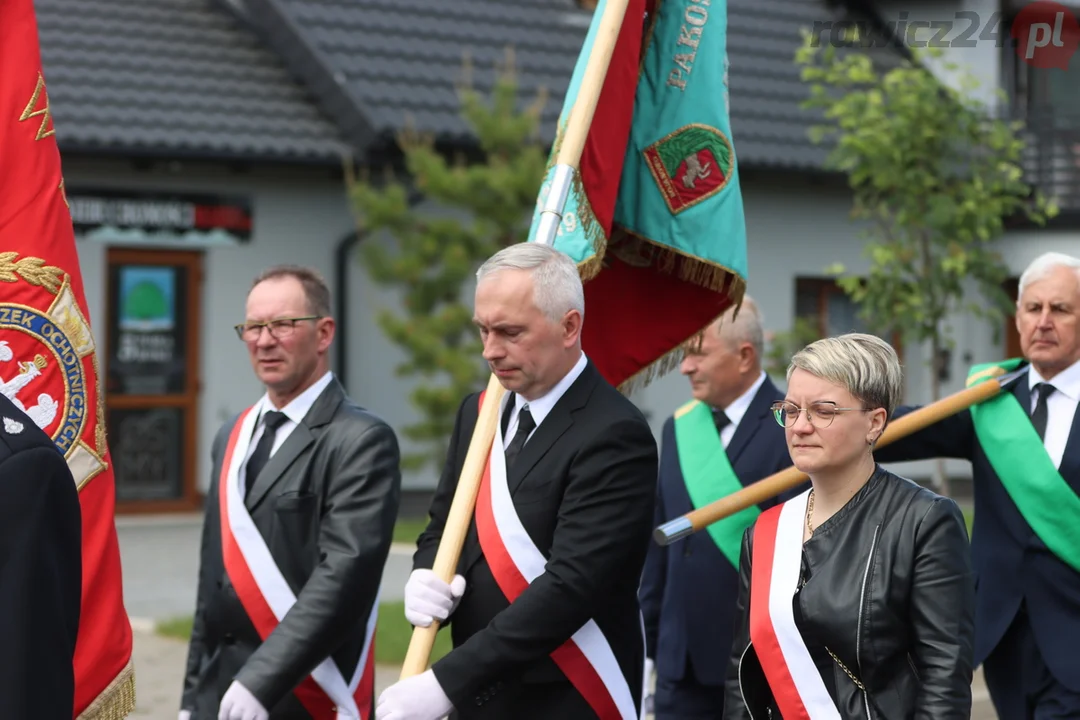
[403,568,466,627]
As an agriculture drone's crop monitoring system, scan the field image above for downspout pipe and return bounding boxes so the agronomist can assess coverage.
[333,188,425,393]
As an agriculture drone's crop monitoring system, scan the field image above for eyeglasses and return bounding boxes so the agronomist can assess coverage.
[771,400,864,429]
[234,316,321,342]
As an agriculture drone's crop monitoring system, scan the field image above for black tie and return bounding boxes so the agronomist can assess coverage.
[246,410,288,495]
[713,409,731,434]
[1031,383,1055,441]
[504,404,536,471]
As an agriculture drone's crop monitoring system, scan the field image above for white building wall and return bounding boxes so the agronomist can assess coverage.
[63,155,1080,497]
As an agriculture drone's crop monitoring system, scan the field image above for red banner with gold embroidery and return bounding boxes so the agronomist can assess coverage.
[0,1,135,717]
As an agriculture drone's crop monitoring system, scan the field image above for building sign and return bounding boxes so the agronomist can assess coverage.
[106,264,188,395]
[68,189,252,245]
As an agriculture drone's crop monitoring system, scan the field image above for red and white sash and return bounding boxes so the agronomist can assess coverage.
[473,392,639,719]
[748,490,841,720]
[218,406,378,719]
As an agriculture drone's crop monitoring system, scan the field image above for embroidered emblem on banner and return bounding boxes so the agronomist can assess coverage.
[644,124,734,214]
[0,255,106,489]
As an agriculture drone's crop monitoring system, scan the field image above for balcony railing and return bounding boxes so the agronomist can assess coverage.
[1011,107,1080,215]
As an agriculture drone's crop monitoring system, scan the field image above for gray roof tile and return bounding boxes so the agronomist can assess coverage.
[252,0,906,170]
[36,0,347,162]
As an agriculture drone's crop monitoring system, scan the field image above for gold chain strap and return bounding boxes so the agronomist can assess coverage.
[825,646,866,691]
[806,489,868,693]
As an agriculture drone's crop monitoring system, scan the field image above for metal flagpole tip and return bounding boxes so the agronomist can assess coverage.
[653,516,694,546]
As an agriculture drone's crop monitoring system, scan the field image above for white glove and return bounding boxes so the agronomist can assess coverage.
[179,712,192,720]
[642,658,655,717]
[404,569,466,628]
[218,680,269,720]
[375,669,454,720]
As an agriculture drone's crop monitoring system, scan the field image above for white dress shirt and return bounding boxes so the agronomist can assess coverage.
[241,370,334,496]
[715,370,767,449]
[1028,358,1080,470]
[502,352,588,449]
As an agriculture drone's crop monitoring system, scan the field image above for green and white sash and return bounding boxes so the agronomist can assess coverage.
[673,399,760,568]
[967,359,1080,573]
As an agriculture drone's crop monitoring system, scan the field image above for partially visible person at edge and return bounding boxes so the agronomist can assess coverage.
[179,265,401,720]
[375,242,658,720]
[723,332,975,719]
[639,295,808,719]
[875,251,1080,719]
[0,393,81,719]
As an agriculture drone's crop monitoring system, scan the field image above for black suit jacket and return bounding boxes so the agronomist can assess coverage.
[0,393,81,719]
[875,364,1080,690]
[181,378,402,718]
[639,376,806,689]
[414,359,659,719]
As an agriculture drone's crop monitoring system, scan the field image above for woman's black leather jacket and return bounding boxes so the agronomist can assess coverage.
[723,466,975,719]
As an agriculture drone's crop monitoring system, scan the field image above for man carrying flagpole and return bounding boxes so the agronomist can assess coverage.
[377,242,659,720]
[385,0,751,711]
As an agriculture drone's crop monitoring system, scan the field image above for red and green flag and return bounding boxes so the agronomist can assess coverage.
[529,0,748,389]
[0,1,135,716]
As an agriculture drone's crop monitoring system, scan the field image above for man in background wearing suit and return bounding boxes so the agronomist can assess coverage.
[875,251,1080,718]
[639,295,803,719]
[376,242,659,720]
[180,265,402,720]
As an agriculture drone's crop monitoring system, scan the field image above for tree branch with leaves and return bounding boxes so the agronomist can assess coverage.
[794,34,1057,493]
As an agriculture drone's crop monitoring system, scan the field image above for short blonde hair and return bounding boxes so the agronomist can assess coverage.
[788,333,903,418]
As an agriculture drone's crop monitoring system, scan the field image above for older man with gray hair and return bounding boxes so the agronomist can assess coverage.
[876,251,1080,718]
[377,242,659,720]
[639,297,805,719]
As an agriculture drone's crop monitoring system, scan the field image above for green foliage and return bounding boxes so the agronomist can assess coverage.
[765,316,823,380]
[347,56,550,471]
[794,33,1057,401]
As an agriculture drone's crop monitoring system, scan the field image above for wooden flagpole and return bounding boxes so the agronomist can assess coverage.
[398,0,633,679]
[653,364,1024,545]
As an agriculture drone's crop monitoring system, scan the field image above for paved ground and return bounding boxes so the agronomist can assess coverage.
[131,628,999,718]
[119,512,999,718]
[115,513,413,622]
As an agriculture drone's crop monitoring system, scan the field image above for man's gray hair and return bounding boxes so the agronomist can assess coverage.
[1017,251,1080,300]
[787,332,903,419]
[476,243,585,322]
[718,295,765,360]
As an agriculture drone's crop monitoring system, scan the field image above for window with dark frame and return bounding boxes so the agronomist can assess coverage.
[794,277,904,352]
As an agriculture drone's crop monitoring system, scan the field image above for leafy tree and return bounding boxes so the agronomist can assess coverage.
[765,316,823,381]
[347,57,550,471]
[794,34,1057,493]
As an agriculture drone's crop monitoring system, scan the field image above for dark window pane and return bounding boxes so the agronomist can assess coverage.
[108,407,183,501]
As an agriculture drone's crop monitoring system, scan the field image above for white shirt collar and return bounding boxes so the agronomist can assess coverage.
[255,370,334,426]
[511,351,588,428]
[716,370,767,429]
[1028,357,1080,402]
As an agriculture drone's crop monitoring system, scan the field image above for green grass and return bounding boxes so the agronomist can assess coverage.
[154,601,452,666]
[157,615,194,641]
[392,517,429,546]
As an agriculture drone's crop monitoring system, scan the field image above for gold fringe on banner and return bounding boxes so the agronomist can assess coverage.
[77,660,136,720]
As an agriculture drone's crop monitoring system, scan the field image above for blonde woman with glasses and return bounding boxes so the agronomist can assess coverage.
[723,333,975,719]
